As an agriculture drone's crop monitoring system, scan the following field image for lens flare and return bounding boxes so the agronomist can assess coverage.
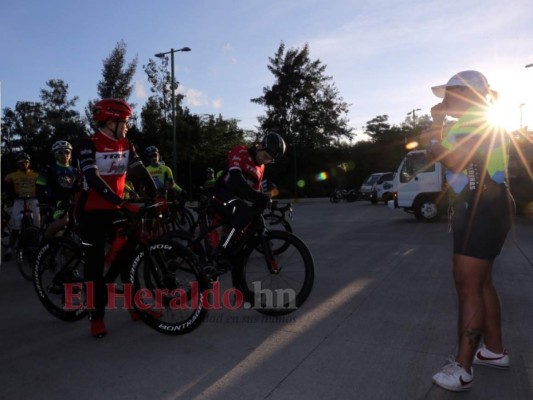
[316,172,328,181]
[406,141,419,150]
[297,179,306,188]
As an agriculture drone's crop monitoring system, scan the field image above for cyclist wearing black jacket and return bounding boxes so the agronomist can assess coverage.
[211,133,286,260]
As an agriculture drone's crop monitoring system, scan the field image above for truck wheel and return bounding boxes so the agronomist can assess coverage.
[414,197,440,222]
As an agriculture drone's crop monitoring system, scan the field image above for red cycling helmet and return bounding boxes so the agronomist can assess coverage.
[93,98,133,122]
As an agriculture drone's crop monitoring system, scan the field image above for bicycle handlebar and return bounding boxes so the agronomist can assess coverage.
[271,201,291,214]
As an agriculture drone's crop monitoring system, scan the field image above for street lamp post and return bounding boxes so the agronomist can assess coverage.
[520,103,526,130]
[154,46,191,178]
[406,108,421,143]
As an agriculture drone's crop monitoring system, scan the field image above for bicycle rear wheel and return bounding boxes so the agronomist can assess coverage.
[238,230,314,315]
[33,236,87,321]
[17,226,42,281]
[130,239,209,335]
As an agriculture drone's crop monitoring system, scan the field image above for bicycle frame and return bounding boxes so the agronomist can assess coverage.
[166,198,279,286]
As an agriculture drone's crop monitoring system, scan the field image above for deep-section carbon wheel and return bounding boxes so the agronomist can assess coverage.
[239,230,314,315]
[33,237,87,321]
[130,239,209,335]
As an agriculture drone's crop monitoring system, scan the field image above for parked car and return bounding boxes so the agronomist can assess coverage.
[358,172,394,201]
[370,172,396,204]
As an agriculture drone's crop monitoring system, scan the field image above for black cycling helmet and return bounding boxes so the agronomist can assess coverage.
[206,167,214,174]
[261,132,286,160]
[16,152,31,162]
[145,146,159,156]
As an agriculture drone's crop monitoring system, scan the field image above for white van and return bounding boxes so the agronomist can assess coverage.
[359,172,393,201]
[370,172,396,204]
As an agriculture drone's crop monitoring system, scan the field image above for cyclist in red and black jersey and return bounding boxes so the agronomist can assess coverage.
[77,98,158,339]
[211,132,286,263]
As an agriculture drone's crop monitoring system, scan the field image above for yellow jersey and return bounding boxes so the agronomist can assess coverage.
[4,169,39,197]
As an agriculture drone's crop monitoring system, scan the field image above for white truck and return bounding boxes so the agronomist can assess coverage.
[387,150,448,222]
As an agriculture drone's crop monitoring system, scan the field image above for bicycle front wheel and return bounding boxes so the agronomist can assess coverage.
[17,226,42,281]
[238,230,314,315]
[130,239,209,335]
[33,236,87,321]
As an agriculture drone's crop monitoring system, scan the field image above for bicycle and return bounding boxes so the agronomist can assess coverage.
[164,195,315,317]
[330,188,358,203]
[33,202,210,335]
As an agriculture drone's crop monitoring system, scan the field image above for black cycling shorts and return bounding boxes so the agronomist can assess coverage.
[451,185,515,260]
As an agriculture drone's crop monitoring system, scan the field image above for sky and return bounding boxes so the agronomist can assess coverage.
[1,0,532,141]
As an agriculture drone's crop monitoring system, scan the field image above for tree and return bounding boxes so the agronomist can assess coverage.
[85,40,138,126]
[39,79,86,146]
[252,42,353,196]
[97,40,137,100]
[1,102,44,157]
[252,42,353,149]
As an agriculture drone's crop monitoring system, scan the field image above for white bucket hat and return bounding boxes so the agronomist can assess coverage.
[431,70,491,98]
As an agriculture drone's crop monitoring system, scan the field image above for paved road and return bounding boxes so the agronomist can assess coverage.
[1,199,532,400]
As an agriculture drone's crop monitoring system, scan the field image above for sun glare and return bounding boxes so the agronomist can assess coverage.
[487,102,521,132]
[485,69,532,132]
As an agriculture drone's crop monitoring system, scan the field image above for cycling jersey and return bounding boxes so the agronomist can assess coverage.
[36,162,79,205]
[146,163,183,192]
[223,145,265,191]
[77,130,155,211]
[441,106,509,195]
[4,170,38,197]
[211,145,268,255]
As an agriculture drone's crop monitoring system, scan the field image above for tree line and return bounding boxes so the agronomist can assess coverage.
[1,40,431,198]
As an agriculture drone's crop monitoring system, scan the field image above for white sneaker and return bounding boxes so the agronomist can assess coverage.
[473,344,510,369]
[432,356,473,392]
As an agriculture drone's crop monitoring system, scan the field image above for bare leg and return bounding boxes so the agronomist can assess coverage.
[453,254,494,370]
[481,269,504,353]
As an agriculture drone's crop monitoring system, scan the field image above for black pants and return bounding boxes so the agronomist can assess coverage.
[78,210,134,319]
[210,190,253,255]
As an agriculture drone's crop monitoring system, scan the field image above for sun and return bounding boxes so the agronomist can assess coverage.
[484,68,532,132]
[487,101,522,132]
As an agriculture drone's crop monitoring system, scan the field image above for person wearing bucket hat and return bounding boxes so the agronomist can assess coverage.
[426,71,514,392]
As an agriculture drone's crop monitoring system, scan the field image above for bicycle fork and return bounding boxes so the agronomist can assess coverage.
[258,234,280,274]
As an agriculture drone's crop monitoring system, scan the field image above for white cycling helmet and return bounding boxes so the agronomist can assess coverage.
[51,140,73,154]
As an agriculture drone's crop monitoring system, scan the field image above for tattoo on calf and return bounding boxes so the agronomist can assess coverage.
[465,329,482,348]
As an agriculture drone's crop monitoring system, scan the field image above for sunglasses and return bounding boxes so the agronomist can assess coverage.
[18,160,30,164]
[55,150,71,155]
[117,119,132,128]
